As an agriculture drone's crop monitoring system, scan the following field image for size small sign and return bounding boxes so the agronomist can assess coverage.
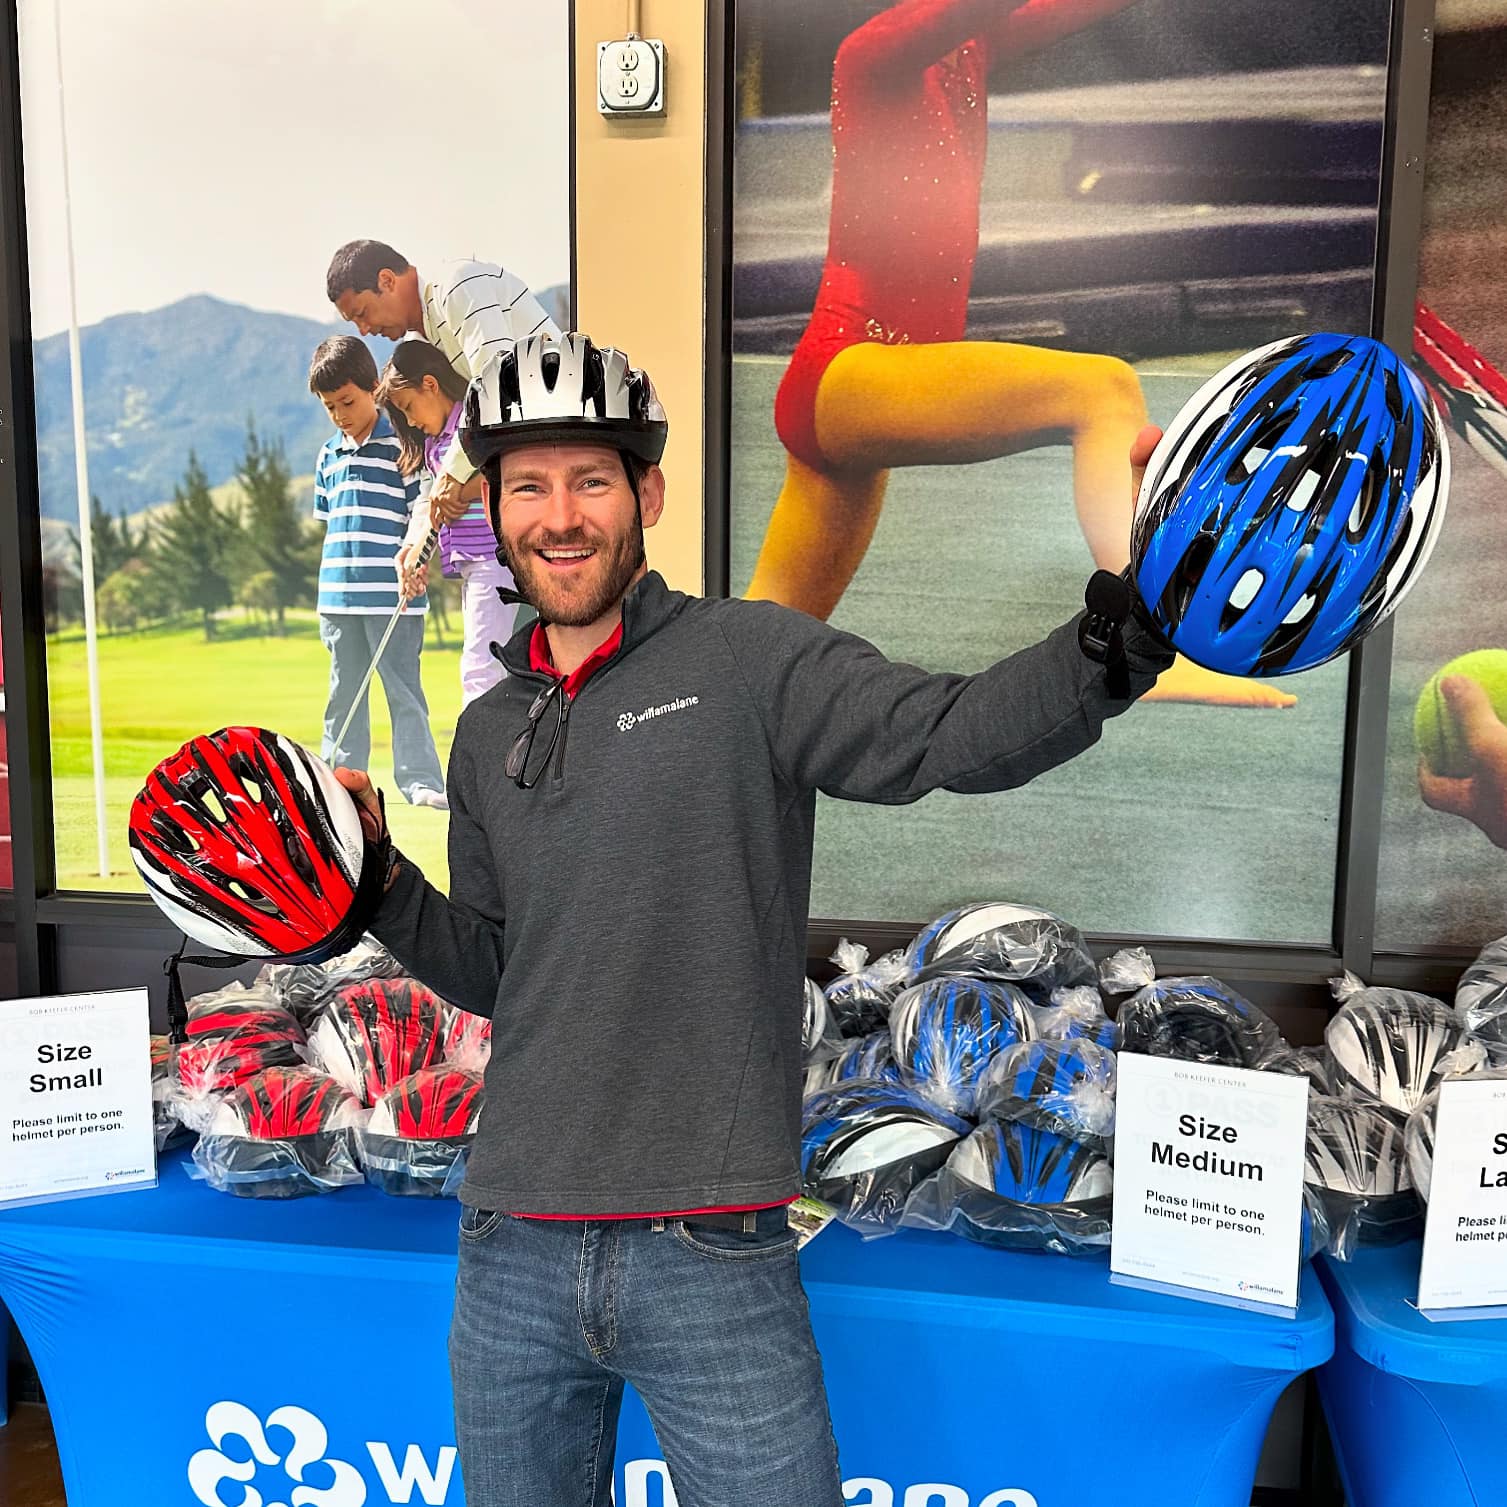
[0,989,156,1208]
[1111,1053,1310,1313]
[1418,1076,1507,1319]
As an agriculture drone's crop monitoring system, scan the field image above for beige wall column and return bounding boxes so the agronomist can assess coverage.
[573,0,708,593]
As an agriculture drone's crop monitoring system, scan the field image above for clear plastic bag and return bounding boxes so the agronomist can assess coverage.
[255,935,405,1024]
[191,1067,364,1198]
[307,977,447,1105]
[440,1005,492,1075]
[803,978,842,1062]
[889,976,1035,1117]
[823,1030,903,1088]
[1116,972,1282,1069]
[800,1078,971,1238]
[824,940,907,1038]
[1455,936,1507,1064]
[975,1039,1117,1149]
[1262,1045,1334,1095]
[150,1035,193,1152]
[1303,1096,1421,1260]
[901,1120,1114,1257]
[1029,985,1119,1050]
[170,989,309,1129]
[904,902,1097,1004]
[357,1066,485,1198]
[1325,978,1488,1117]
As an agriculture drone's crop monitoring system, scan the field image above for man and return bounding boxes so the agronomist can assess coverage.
[325,238,561,525]
[336,332,1173,1507]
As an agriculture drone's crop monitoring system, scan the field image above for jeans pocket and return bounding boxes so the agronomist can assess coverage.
[672,1213,798,1262]
[458,1206,506,1242]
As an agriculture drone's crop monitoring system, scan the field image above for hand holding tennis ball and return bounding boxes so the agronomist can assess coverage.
[1416,649,1507,849]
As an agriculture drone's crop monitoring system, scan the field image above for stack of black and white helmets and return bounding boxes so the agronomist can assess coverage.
[1454,933,1507,1065]
[1305,971,1490,1258]
[800,902,1120,1244]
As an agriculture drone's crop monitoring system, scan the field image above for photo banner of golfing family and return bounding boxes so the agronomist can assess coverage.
[15,0,570,896]
[9,0,1506,955]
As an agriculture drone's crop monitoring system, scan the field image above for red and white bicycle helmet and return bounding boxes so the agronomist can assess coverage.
[359,1066,485,1197]
[307,977,446,1106]
[129,727,381,960]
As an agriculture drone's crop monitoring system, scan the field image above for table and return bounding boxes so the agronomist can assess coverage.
[0,1150,1333,1507]
[1317,1244,1507,1507]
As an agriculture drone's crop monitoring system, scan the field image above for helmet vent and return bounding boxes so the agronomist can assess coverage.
[1282,592,1317,627]
[1383,367,1405,421]
[1229,568,1264,612]
[540,351,561,389]
[1286,469,1322,513]
[1307,348,1354,378]
[201,789,228,824]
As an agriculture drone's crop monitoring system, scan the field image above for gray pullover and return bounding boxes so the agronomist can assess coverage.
[370,570,1172,1214]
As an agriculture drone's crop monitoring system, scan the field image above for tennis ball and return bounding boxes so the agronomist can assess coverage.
[1414,649,1507,777]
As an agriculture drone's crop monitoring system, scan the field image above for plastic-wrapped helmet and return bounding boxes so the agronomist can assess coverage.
[359,1067,485,1198]
[174,993,308,1100]
[461,332,668,488]
[1455,935,1507,1062]
[256,936,404,1025]
[904,1120,1114,1257]
[803,977,837,1057]
[192,1067,363,1198]
[825,1030,902,1087]
[976,1039,1118,1147]
[1029,985,1119,1050]
[1303,1097,1420,1257]
[1402,1068,1507,1201]
[130,727,381,960]
[440,1006,492,1074]
[889,977,1035,1116]
[1117,976,1281,1068]
[1131,332,1449,676]
[1324,989,1486,1117]
[800,1080,970,1235]
[904,902,1097,1002]
[308,977,446,1106]
[824,941,907,1037]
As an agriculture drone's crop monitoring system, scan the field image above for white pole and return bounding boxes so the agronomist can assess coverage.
[53,0,110,878]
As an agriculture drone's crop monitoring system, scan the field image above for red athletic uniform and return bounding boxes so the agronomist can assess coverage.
[773,0,1137,471]
[774,0,993,470]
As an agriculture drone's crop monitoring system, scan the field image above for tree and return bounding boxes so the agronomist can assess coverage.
[236,569,280,634]
[237,419,318,634]
[97,558,156,633]
[88,493,140,582]
[152,451,238,640]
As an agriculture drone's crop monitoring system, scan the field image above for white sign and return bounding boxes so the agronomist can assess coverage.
[1418,1076,1507,1318]
[1110,1054,1309,1313]
[0,989,156,1208]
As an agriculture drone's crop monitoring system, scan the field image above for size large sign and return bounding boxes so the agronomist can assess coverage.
[0,989,155,1207]
[1110,1054,1309,1312]
[1418,1075,1507,1318]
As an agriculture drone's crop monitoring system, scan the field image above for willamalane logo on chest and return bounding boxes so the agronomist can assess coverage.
[616,695,700,733]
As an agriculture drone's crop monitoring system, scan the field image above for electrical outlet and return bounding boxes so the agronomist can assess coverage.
[597,37,665,116]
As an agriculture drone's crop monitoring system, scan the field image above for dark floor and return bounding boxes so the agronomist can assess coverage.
[0,1404,67,1507]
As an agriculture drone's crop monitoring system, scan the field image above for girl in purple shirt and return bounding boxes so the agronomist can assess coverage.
[380,340,519,705]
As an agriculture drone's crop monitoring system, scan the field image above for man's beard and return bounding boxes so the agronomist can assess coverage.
[502,512,645,627]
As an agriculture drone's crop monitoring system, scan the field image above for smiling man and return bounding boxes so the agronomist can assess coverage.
[325,239,560,527]
[335,331,1173,1507]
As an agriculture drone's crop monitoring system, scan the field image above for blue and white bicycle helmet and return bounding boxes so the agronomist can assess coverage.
[1117,975,1281,1068]
[801,1079,970,1235]
[904,902,1097,1003]
[976,1039,1117,1148]
[902,1121,1114,1257]
[1131,333,1448,676]
[825,1030,902,1087]
[889,976,1035,1116]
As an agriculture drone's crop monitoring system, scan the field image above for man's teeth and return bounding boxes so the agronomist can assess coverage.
[541,548,593,560]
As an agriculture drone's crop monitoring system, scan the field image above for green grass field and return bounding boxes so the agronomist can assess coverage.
[47,610,462,893]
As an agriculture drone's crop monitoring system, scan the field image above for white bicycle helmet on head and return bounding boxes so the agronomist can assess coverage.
[460,332,668,479]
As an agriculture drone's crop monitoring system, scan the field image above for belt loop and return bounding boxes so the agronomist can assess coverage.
[651,1216,665,1233]
[741,1211,757,1234]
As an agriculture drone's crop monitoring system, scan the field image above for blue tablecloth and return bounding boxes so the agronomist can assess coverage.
[0,1151,1333,1507]
[1317,1244,1507,1507]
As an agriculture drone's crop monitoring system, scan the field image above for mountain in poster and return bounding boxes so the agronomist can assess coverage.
[31,286,567,524]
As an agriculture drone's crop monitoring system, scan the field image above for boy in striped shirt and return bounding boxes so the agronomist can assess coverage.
[308,336,447,809]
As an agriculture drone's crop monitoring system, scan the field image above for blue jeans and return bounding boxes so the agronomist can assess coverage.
[449,1207,844,1507]
[319,613,444,801]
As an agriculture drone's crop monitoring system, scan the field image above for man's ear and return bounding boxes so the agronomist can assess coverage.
[637,465,666,529]
[378,267,397,294]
